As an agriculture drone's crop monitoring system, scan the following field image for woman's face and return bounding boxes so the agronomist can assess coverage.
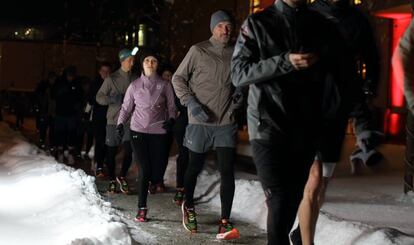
[143,56,158,77]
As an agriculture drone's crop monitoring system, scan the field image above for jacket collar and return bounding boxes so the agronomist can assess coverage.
[140,73,159,87]
[119,68,130,79]
[275,0,307,17]
[209,36,229,49]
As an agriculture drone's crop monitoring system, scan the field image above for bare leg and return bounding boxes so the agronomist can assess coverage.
[298,159,322,245]
[318,177,330,209]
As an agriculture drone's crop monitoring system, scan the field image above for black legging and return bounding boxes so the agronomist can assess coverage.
[251,138,315,245]
[157,132,174,185]
[184,147,235,219]
[48,117,56,148]
[76,120,94,155]
[131,131,168,208]
[38,115,48,145]
[94,120,107,170]
[175,130,189,188]
[106,141,133,181]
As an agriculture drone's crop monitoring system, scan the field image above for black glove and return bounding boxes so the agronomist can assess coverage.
[116,124,124,139]
[108,94,124,105]
[162,118,175,131]
[186,97,210,122]
[229,87,244,116]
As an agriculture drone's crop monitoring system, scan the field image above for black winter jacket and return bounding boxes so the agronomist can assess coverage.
[89,77,108,124]
[310,0,380,96]
[52,77,83,118]
[231,0,348,140]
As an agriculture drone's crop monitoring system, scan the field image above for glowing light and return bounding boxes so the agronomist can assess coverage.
[250,0,274,13]
[132,32,136,45]
[138,24,145,46]
[354,0,362,5]
[376,11,412,137]
[390,17,411,108]
[389,113,401,136]
[132,47,139,55]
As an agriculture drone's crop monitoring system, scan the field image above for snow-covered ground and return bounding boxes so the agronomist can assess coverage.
[2,119,414,245]
[0,123,133,245]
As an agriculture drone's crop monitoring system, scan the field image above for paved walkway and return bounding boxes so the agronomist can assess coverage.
[96,179,267,244]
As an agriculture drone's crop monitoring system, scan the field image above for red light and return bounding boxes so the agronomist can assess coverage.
[390,17,412,107]
[375,13,412,19]
[376,11,412,137]
[389,113,401,136]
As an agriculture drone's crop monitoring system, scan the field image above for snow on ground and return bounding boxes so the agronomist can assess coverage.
[164,154,414,245]
[0,123,132,245]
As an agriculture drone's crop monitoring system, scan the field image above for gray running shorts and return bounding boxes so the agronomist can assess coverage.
[183,124,237,153]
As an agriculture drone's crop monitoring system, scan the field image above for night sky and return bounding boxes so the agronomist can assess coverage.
[0,0,137,24]
[1,1,62,23]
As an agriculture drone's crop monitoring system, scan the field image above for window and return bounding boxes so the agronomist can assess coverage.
[138,24,146,47]
[250,0,261,13]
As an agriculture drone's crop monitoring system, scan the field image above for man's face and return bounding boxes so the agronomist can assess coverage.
[67,75,75,82]
[48,76,56,85]
[162,70,173,82]
[121,56,134,72]
[212,21,233,44]
[143,56,158,76]
[99,66,111,80]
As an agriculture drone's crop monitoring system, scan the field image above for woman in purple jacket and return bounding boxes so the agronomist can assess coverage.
[117,51,177,222]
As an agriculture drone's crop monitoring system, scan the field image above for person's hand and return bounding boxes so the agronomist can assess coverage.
[116,124,124,139]
[108,94,124,105]
[228,87,244,116]
[289,53,319,70]
[162,118,175,131]
[186,97,210,122]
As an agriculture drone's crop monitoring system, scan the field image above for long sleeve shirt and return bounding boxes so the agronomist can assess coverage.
[117,74,177,134]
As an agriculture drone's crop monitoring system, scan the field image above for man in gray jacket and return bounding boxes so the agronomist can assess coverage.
[96,48,137,194]
[172,10,242,240]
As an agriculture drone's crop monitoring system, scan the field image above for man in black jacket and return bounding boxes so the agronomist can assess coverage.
[52,66,83,164]
[231,0,346,244]
[288,1,382,244]
[90,62,112,177]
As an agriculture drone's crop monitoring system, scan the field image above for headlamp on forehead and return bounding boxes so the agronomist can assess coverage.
[132,47,139,56]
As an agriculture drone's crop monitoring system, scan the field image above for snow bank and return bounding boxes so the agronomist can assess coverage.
[164,154,414,245]
[0,123,132,245]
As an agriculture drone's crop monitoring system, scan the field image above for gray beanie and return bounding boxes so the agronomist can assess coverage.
[210,10,234,32]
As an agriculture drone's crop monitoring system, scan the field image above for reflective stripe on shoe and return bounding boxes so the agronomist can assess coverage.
[181,201,197,233]
[116,177,129,194]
